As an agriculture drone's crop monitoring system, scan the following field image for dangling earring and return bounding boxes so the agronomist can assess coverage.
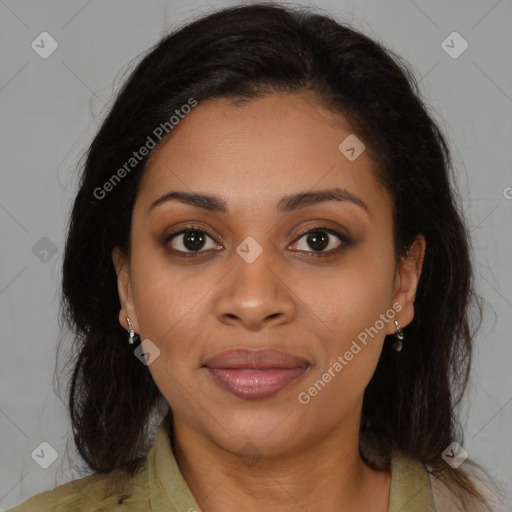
[393,320,404,352]
[126,317,138,345]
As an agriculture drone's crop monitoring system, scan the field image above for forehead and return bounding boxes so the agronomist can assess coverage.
[138,93,389,217]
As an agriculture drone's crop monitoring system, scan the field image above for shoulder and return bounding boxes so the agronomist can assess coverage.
[429,470,510,512]
[7,464,150,511]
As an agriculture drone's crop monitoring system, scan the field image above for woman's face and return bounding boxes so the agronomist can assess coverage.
[113,92,425,458]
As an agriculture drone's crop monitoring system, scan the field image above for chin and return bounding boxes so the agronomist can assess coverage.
[201,406,308,458]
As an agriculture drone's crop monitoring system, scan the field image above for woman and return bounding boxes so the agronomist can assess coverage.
[9,3,505,511]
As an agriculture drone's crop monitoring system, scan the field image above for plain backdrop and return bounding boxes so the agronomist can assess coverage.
[1,0,511,509]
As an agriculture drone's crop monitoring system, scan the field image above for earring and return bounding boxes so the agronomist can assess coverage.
[126,317,138,345]
[393,320,404,352]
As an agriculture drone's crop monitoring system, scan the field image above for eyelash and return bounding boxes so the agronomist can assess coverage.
[163,224,350,259]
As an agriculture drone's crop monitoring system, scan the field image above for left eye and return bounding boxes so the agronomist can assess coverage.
[289,229,346,254]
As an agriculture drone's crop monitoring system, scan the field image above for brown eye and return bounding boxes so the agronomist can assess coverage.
[289,228,348,256]
[165,227,222,255]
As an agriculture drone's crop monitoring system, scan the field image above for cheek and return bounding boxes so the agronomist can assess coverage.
[298,278,392,414]
[302,250,396,396]
[128,253,205,408]
[128,232,205,337]
[311,256,395,340]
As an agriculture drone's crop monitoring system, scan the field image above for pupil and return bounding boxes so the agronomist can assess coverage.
[184,231,205,250]
[307,231,328,251]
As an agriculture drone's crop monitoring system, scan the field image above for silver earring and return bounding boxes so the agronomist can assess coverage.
[126,317,138,345]
[393,320,404,352]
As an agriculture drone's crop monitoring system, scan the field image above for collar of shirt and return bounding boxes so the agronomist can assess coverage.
[147,419,202,511]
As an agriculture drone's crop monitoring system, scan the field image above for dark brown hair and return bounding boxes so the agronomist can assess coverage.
[59,3,488,509]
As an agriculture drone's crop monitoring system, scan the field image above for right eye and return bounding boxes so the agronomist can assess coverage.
[165,227,223,256]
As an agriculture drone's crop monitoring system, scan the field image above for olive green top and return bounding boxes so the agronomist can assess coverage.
[8,420,436,511]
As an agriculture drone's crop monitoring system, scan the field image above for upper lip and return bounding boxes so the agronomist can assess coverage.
[203,348,310,370]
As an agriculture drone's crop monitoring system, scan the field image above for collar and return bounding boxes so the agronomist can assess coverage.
[389,452,436,511]
[147,419,202,511]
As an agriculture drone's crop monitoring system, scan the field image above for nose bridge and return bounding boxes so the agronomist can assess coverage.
[214,237,295,328]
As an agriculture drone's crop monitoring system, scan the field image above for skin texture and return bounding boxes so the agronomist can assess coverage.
[112,92,426,512]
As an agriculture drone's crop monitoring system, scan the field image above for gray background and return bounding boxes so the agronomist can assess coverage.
[1,0,511,509]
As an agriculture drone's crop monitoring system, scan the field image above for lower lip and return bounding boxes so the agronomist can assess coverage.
[206,367,308,400]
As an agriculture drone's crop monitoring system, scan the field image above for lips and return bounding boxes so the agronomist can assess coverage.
[203,348,310,400]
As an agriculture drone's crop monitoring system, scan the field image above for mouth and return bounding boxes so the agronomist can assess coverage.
[203,348,310,400]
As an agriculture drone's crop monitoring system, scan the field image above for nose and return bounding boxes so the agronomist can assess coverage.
[213,247,296,331]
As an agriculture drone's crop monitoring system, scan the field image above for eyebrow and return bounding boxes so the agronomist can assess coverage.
[148,187,369,215]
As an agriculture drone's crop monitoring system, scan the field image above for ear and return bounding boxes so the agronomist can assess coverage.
[386,235,426,335]
[112,246,139,333]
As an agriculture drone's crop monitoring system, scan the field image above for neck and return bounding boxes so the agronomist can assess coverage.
[171,411,391,512]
